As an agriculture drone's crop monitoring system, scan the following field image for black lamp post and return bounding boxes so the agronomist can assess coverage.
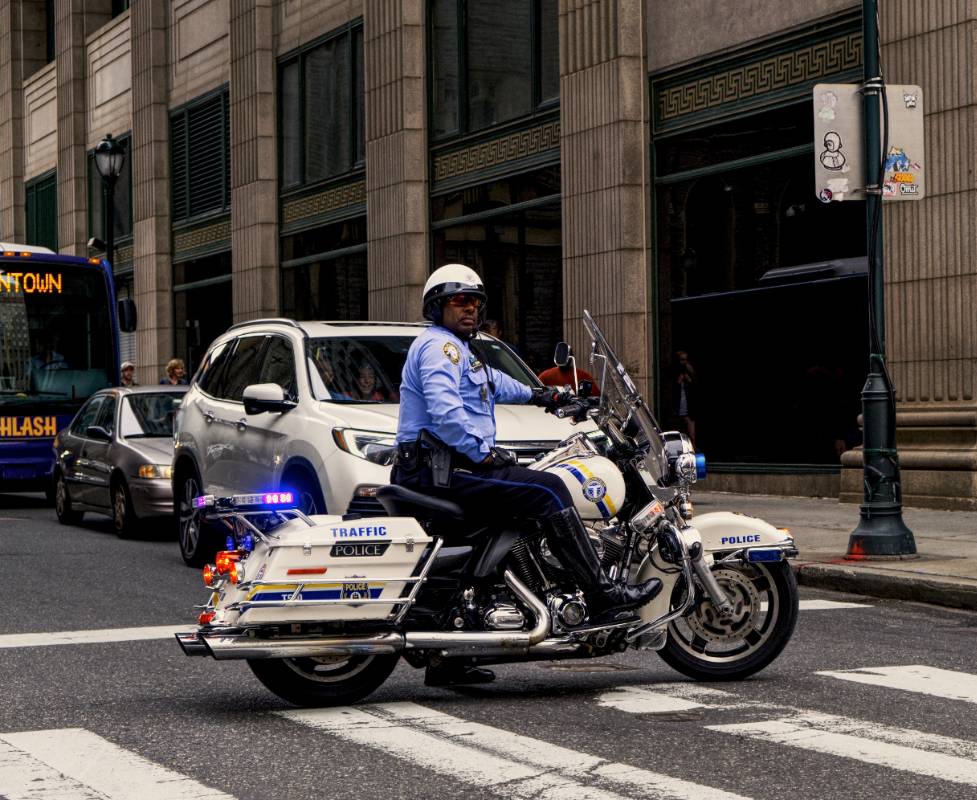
[93,132,126,266]
[847,0,916,557]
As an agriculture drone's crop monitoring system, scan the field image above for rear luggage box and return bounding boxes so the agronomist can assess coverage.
[232,515,434,625]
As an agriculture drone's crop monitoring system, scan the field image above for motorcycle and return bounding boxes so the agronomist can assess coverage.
[176,310,799,706]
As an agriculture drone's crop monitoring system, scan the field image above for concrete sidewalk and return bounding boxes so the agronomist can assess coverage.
[693,490,977,610]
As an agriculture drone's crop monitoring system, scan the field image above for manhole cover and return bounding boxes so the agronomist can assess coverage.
[542,662,639,673]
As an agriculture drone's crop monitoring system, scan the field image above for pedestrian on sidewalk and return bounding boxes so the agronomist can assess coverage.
[161,358,188,385]
[120,361,138,387]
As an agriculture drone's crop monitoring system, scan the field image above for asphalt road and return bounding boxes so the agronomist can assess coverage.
[3,492,977,799]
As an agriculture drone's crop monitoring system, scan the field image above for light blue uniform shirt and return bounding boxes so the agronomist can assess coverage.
[396,326,532,463]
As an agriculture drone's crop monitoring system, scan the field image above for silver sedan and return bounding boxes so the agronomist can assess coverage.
[52,386,187,536]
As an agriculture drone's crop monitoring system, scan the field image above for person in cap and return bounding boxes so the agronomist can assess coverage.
[392,263,662,687]
[120,361,138,387]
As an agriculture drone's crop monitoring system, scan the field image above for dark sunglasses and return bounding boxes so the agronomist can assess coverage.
[445,295,483,309]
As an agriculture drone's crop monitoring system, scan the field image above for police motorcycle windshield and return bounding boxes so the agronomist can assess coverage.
[582,310,670,485]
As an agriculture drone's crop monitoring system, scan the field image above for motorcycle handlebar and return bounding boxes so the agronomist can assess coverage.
[554,398,592,420]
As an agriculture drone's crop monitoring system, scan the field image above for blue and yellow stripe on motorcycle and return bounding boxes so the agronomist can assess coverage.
[245,583,384,602]
[553,459,617,519]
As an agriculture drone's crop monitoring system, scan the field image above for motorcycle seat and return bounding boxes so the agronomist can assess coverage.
[375,484,465,523]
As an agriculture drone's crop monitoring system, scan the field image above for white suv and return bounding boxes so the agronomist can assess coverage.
[173,319,584,565]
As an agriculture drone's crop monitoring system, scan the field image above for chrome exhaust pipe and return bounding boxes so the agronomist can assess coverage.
[184,570,552,661]
[201,632,405,660]
[175,631,209,656]
[404,570,550,655]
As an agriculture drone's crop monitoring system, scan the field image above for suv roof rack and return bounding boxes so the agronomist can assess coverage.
[226,317,304,332]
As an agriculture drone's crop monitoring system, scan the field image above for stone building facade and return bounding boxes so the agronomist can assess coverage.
[0,0,972,508]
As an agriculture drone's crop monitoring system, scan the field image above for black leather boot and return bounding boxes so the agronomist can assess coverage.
[546,507,663,617]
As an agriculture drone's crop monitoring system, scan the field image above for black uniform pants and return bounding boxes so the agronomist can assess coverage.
[391,460,573,524]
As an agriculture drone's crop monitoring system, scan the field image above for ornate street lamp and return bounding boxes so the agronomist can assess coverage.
[93,132,126,266]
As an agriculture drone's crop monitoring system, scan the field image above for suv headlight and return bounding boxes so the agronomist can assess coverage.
[138,464,173,479]
[332,428,397,465]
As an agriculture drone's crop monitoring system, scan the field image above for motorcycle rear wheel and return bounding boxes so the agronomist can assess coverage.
[248,654,400,707]
[658,560,798,681]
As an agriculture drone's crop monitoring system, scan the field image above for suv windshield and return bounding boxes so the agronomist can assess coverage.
[120,392,184,438]
[305,333,540,403]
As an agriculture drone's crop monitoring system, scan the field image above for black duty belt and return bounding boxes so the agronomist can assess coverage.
[396,431,453,487]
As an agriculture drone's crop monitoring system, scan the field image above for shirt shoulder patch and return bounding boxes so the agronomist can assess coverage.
[442,342,461,364]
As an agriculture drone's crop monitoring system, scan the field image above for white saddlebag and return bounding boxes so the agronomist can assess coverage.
[217,515,434,626]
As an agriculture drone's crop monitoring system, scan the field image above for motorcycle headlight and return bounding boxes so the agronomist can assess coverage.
[138,464,173,479]
[332,428,397,465]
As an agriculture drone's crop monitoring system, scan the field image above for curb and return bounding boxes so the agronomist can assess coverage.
[793,562,977,612]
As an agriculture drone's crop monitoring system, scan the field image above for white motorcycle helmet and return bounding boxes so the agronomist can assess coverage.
[422,263,488,328]
[545,455,627,521]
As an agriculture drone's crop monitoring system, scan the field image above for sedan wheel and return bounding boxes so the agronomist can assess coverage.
[55,472,83,525]
[112,481,137,539]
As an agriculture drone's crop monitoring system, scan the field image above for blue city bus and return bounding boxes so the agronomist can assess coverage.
[0,244,134,497]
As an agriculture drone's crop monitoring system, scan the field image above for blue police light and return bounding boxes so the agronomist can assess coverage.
[746,548,784,563]
[228,490,296,509]
[695,454,707,480]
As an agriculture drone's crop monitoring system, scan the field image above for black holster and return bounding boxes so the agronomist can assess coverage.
[396,430,453,488]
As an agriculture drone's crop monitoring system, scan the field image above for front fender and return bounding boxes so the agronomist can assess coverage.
[693,511,794,552]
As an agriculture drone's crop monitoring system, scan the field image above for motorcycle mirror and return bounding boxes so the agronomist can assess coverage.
[578,380,593,398]
[554,342,571,367]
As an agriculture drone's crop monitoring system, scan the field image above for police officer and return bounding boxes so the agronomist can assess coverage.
[393,264,662,686]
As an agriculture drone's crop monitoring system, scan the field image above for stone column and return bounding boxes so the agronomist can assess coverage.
[840,1,977,510]
[54,0,87,254]
[229,0,277,323]
[130,0,173,380]
[364,0,428,320]
[560,0,652,395]
[0,0,26,241]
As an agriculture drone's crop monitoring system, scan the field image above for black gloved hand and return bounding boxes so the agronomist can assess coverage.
[489,446,518,467]
[530,386,572,412]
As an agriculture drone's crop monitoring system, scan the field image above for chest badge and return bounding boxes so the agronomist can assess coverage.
[443,342,461,364]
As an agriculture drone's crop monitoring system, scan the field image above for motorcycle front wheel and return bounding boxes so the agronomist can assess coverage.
[248,654,400,707]
[658,560,798,681]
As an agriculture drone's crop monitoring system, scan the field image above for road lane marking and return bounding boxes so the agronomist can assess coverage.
[281,702,751,800]
[817,665,977,704]
[0,625,188,649]
[0,729,233,799]
[798,599,870,610]
[598,682,977,784]
[708,713,977,786]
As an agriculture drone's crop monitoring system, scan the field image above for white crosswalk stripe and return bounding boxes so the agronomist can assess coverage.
[816,664,977,704]
[597,679,977,786]
[280,702,752,800]
[797,599,870,610]
[0,728,233,799]
[0,625,188,649]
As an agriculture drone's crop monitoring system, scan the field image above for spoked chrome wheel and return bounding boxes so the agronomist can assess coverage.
[659,561,798,681]
[248,654,400,707]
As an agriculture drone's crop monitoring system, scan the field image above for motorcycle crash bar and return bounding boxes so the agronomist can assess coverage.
[176,570,551,660]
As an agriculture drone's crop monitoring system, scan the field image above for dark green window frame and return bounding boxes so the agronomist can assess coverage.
[25,170,58,251]
[112,0,131,17]
[428,0,559,141]
[170,86,231,224]
[87,132,133,246]
[278,20,365,192]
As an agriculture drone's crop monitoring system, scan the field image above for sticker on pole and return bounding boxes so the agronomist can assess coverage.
[813,83,924,202]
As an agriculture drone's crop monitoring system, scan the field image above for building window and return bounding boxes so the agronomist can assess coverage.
[25,171,57,251]
[430,0,558,140]
[279,23,365,191]
[432,166,562,372]
[280,218,368,320]
[654,102,867,466]
[170,88,231,223]
[173,252,233,373]
[87,133,133,244]
[112,0,131,17]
